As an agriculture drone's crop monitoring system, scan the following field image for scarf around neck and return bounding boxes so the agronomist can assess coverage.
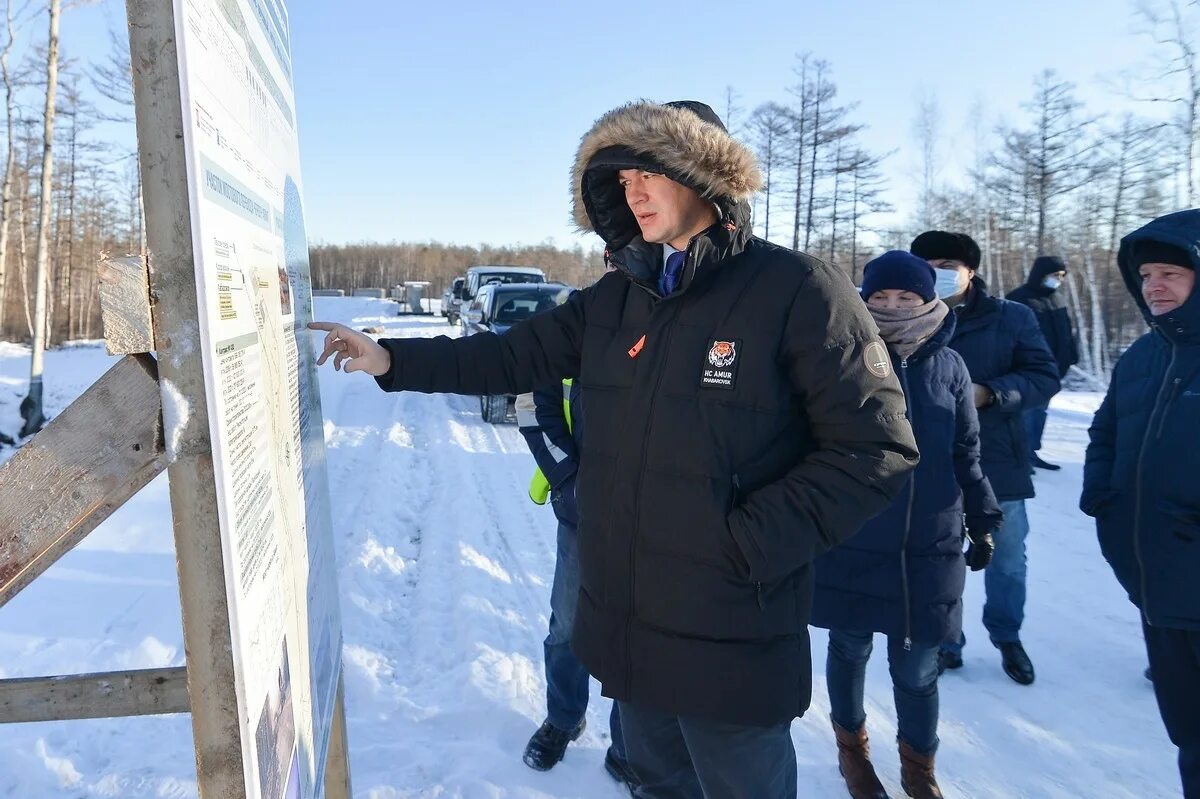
[867,299,950,361]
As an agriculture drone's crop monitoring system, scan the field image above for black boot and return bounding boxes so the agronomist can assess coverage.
[998,641,1035,685]
[604,747,640,793]
[1031,454,1061,471]
[522,718,586,771]
[936,650,962,675]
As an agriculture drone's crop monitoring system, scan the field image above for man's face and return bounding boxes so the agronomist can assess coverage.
[927,258,974,299]
[618,169,718,250]
[1140,262,1195,316]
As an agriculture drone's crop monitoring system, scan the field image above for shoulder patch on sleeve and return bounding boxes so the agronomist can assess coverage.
[864,341,891,379]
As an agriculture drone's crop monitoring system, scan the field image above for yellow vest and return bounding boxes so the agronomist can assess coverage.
[528,378,574,505]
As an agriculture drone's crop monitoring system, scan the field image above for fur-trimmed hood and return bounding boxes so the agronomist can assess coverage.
[571,100,763,248]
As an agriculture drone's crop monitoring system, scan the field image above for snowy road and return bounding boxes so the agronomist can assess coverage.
[0,298,1181,798]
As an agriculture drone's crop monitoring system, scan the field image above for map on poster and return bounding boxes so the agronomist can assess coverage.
[173,0,342,795]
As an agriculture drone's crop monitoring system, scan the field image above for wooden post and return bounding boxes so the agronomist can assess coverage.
[0,354,165,606]
[0,667,189,723]
[322,673,352,799]
[125,2,247,795]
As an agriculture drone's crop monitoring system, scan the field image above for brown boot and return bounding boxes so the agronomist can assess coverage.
[832,721,889,799]
[899,740,944,799]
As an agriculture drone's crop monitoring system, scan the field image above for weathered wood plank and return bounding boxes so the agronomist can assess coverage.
[0,354,165,607]
[98,254,155,355]
[0,667,189,724]
[126,1,249,795]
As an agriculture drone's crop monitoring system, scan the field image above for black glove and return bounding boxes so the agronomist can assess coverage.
[964,528,994,572]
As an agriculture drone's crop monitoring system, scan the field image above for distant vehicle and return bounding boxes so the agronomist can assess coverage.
[461,281,573,423]
[441,276,466,324]
[460,265,546,310]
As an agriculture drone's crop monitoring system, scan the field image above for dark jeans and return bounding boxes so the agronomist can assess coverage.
[1024,401,1050,454]
[1143,622,1200,798]
[545,521,625,757]
[618,700,797,799]
[943,499,1029,655]
[827,630,940,756]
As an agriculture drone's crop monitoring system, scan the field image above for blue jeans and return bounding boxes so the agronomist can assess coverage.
[1143,622,1200,798]
[943,499,1030,654]
[1024,402,1049,454]
[545,522,625,758]
[618,700,796,799]
[827,630,940,756]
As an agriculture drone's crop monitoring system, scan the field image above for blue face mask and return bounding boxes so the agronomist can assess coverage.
[1042,276,1061,291]
[934,268,964,299]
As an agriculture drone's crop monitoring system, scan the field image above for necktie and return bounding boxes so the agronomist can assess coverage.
[660,251,686,296]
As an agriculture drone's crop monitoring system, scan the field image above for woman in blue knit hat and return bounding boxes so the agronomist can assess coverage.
[812,250,1004,799]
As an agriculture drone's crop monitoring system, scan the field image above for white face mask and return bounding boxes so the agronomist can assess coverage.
[1043,276,1062,291]
[934,268,964,299]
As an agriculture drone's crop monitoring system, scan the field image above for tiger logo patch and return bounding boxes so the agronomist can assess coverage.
[702,338,741,389]
[708,340,737,368]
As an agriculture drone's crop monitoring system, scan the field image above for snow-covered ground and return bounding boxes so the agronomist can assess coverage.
[0,298,1180,798]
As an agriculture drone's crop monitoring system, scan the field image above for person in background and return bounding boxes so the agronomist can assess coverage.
[517,376,637,792]
[910,231,1059,686]
[812,251,1003,799]
[1081,210,1200,799]
[1006,255,1080,471]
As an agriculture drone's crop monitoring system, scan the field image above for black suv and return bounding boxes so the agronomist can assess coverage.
[461,282,573,423]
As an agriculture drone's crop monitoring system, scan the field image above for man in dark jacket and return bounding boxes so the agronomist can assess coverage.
[311,99,919,797]
[1082,210,1200,799]
[516,378,637,791]
[1006,255,1080,471]
[911,231,1060,686]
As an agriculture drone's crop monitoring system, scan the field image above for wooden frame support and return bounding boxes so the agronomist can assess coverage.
[0,354,165,608]
[0,667,189,724]
[98,254,155,355]
[127,0,249,794]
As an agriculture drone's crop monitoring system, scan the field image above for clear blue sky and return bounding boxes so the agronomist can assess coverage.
[63,0,1168,249]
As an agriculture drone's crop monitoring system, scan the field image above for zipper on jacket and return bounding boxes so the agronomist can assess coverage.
[732,473,763,608]
[1155,377,1183,439]
[898,356,914,650]
[1134,343,1178,626]
[624,298,684,693]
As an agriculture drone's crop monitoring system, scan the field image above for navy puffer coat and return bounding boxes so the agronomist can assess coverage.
[1082,210,1200,631]
[813,311,1004,644]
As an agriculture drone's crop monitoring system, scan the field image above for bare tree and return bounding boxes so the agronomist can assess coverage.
[1130,0,1200,205]
[19,0,60,437]
[749,102,791,243]
[993,71,1097,256]
[912,89,941,230]
[0,0,17,331]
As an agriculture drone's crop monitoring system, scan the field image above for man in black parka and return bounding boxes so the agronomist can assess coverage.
[1006,255,1079,470]
[311,100,918,797]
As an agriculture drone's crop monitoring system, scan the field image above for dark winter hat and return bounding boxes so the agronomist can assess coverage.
[1130,240,1194,270]
[910,230,982,270]
[1030,255,1067,282]
[861,250,938,302]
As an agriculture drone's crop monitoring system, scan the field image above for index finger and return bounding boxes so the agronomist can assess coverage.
[308,321,336,332]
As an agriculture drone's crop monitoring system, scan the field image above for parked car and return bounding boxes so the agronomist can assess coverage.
[460,265,546,311]
[461,282,573,423]
[441,276,465,324]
